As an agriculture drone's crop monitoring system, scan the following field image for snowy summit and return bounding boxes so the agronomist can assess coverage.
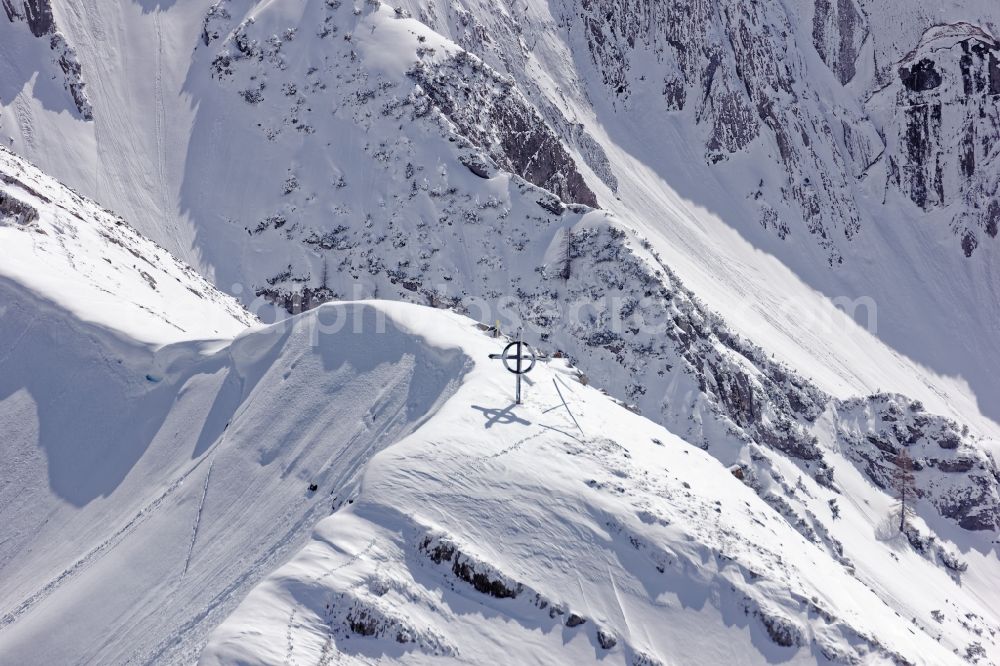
[1,0,1000,664]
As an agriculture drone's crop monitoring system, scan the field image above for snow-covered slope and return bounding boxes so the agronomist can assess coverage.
[1,287,992,665]
[196,304,999,666]
[0,150,997,662]
[2,2,1000,662]
[0,170,463,662]
[0,145,252,342]
[0,297,462,663]
[2,0,998,438]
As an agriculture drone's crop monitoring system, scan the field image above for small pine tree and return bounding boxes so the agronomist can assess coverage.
[891,447,917,533]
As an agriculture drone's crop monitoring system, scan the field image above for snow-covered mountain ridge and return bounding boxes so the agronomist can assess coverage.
[0,145,252,342]
[185,0,1000,539]
[1,232,997,664]
[0,111,998,664]
[201,303,996,666]
[3,0,999,434]
[1,0,1000,662]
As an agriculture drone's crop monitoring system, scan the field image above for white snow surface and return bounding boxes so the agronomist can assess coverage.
[0,164,997,660]
[0,145,253,344]
[2,289,996,665]
[2,1,1000,663]
[0,0,995,439]
[0,292,463,663]
[200,302,998,666]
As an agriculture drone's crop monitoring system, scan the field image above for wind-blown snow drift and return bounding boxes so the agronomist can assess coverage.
[201,303,994,666]
[0,294,467,664]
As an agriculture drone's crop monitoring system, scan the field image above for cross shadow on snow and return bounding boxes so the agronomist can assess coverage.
[470,404,531,429]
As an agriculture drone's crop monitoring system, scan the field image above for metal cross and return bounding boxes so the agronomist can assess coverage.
[488,335,540,405]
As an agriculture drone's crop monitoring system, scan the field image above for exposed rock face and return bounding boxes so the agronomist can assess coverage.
[2,0,54,37]
[878,23,1000,256]
[202,1,232,46]
[426,0,996,261]
[419,535,524,599]
[50,33,93,121]
[571,0,867,264]
[757,609,804,648]
[900,58,943,92]
[407,0,620,194]
[408,52,599,208]
[812,0,868,85]
[2,0,93,120]
[0,190,38,226]
[331,592,457,654]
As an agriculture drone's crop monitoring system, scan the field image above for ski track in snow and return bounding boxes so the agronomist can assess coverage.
[143,499,337,665]
[307,539,378,587]
[284,539,377,666]
[314,633,340,666]
[183,458,215,576]
[0,455,212,633]
[153,11,169,238]
[0,311,36,369]
[472,429,547,464]
[284,609,298,666]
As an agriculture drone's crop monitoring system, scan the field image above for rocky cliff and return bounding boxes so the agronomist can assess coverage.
[405,0,998,260]
[1,0,53,37]
[876,23,1000,256]
[1,0,92,120]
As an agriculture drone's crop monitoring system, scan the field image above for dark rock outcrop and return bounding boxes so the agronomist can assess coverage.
[899,58,943,92]
[812,0,867,85]
[3,0,92,120]
[408,52,598,208]
[419,535,523,599]
[883,24,1000,255]
[51,33,93,121]
[572,0,866,263]
[758,609,803,647]
[0,190,39,226]
[836,394,1000,531]
[2,0,54,37]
